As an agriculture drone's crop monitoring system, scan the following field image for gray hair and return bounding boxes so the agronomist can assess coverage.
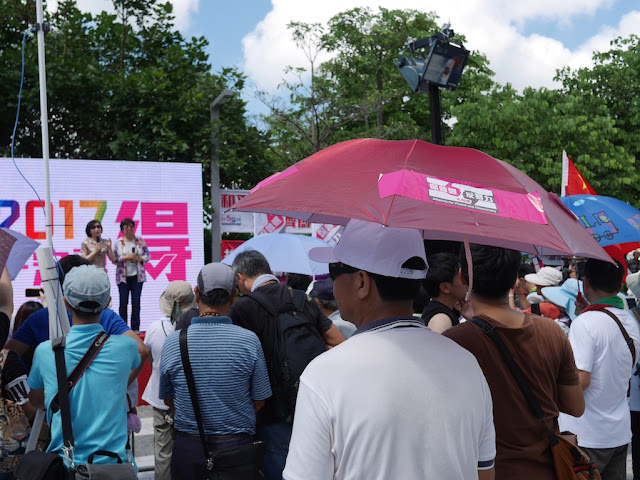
[231,250,272,279]
[317,298,338,312]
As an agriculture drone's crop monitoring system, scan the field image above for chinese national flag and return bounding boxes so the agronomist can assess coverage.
[561,151,597,196]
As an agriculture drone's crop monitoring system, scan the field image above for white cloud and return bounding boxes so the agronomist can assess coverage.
[240,0,638,94]
[47,0,198,31]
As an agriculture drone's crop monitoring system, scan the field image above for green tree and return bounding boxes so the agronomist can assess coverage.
[449,84,638,202]
[1,0,277,260]
[260,7,494,165]
[1,0,273,187]
[557,35,640,174]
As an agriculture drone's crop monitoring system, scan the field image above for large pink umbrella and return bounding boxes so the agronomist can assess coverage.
[231,139,610,261]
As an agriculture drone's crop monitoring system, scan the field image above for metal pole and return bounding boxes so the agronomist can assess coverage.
[36,0,52,248]
[209,89,234,262]
[210,106,221,262]
[428,81,443,145]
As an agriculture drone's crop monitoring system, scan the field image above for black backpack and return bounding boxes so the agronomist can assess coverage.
[247,287,326,422]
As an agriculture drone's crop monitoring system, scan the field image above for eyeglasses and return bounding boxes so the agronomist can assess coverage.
[329,263,359,281]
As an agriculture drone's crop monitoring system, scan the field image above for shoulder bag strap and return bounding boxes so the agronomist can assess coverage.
[52,336,75,454]
[51,331,110,414]
[592,307,636,366]
[470,316,558,444]
[179,327,214,473]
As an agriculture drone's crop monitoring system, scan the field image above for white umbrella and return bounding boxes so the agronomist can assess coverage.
[222,233,330,276]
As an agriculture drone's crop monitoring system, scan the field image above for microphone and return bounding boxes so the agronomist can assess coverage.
[96,236,101,243]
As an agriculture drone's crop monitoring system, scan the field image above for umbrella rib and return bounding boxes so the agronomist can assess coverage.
[381,140,419,225]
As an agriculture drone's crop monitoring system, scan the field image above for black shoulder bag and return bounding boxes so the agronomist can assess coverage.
[179,327,265,480]
[470,316,601,480]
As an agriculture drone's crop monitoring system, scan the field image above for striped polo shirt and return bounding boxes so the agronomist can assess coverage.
[159,316,272,435]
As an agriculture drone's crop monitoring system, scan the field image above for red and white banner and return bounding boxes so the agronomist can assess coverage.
[561,151,597,196]
[312,224,343,246]
[221,240,244,260]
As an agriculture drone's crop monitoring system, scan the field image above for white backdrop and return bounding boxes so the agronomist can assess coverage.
[0,158,204,332]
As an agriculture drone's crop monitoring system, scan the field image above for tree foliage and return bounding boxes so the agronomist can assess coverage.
[0,0,272,191]
[260,7,495,165]
[448,85,637,201]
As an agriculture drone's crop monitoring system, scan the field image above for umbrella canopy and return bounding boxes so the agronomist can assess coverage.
[559,195,640,253]
[0,228,40,280]
[231,139,610,261]
[221,233,330,276]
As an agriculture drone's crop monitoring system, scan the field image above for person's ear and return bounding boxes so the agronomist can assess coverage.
[440,282,452,295]
[356,271,371,300]
[194,286,201,303]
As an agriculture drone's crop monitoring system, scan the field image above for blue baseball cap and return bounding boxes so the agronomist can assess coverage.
[309,278,335,301]
[63,265,111,313]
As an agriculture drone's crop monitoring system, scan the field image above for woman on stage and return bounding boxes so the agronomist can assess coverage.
[114,218,150,332]
[81,220,116,269]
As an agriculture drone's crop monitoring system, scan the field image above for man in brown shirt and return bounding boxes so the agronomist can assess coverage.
[443,245,584,480]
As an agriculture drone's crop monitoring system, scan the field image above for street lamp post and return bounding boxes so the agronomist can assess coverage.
[210,89,234,262]
[395,24,470,145]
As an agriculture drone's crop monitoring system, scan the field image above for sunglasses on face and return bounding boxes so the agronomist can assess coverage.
[91,225,102,229]
[329,263,359,281]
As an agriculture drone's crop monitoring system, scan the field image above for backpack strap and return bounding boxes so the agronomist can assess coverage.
[247,287,305,316]
[246,290,278,317]
[291,288,307,312]
[591,306,636,366]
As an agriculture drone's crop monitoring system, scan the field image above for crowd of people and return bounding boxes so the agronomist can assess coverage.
[1,217,640,480]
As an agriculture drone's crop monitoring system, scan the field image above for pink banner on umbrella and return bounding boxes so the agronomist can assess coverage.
[378,170,547,224]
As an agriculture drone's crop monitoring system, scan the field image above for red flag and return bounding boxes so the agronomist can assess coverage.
[561,151,597,196]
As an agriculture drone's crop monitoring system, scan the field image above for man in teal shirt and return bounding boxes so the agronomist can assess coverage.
[28,265,140,466]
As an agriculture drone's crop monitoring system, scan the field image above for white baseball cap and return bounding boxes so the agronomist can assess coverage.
[309,219,427,279]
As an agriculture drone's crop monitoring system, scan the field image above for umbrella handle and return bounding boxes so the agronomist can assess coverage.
[463,236,473,302]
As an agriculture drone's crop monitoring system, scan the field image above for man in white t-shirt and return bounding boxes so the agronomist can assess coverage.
[283,220,496,480]
[560,258,640,479]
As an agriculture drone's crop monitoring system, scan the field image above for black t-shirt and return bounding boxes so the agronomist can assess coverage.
[229,282,332,424]
[421,300,460,328]
[0,312,29,403]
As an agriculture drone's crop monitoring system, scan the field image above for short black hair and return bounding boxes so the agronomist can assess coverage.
[518,263,535,278]
[368,257,426,302]
[423,253,459,298]
[286,273,311,291]
[584,258,624,294]
[67,304,100,321]
[85,220,102,237]
[232,250,272,278]
[58,255,90,286]
[120,218,135,231]
[460,245,521,299]
[199,288,233,308]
